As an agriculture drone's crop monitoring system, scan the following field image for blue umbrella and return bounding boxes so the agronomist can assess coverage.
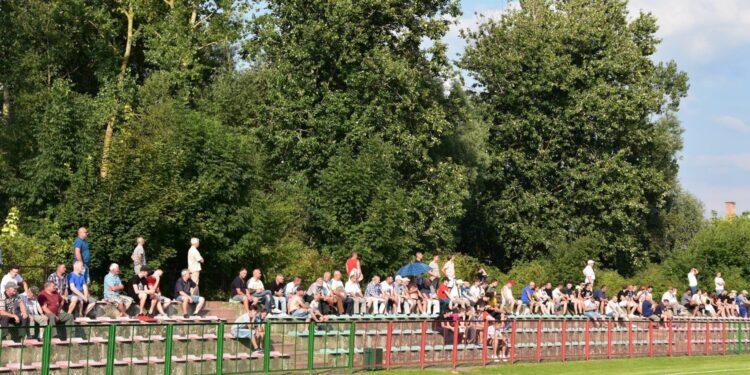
[396,262,432,277]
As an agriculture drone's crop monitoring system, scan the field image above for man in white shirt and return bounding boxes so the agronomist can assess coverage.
[583,260,596,286]
[428,255,440,283]
[284,277,301,299]
[247,269,272,312]
[344,275,365,314]
[0,266,27,295]
[131,236,147,274]
[687,268,698,294]
[714,272,725,294]
[442,255,456,280]
[380,276,397,314]
[187,238,204,285]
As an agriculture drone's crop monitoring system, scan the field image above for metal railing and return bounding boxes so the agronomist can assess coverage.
[0,317,748,374]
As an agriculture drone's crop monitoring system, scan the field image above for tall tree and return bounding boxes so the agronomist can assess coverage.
[460,0,688,274]
[244,0,474,273]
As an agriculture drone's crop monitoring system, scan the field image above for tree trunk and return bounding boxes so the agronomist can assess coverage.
[100,3,134,178]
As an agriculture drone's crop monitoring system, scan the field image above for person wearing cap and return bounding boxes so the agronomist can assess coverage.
[0,281,29,342]
[38,281,74,340]
[583,260,596,286]
[127,266,153,316]
[103,263,134,318]
[67,261,97,317]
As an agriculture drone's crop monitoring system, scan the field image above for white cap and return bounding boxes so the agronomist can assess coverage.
[587,260,595,265]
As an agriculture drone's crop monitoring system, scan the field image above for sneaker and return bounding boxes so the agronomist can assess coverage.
[253,348,263,353]
[183,314,189,319]
[272,309,282,314]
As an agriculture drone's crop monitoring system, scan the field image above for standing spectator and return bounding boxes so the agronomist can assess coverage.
[247,269,272,312]
[583,260,596,286]
[364,276,384,314]
[500,280,518,314]
[230,268,252,314]
[428,255,440,284]
[174,269,205,318]
[38,281,74,340]
[127,267,152,316]
[145,269,171,317]
[20,287,47,339]
[131,236,147,274]
[73,227,91,283]
[737,290,750,318]
[714,272,725,295]
[687,268,699,294]
[0,282,28,342]
[103,264,133,317]
[67,261,97,317]
[345,252,361,279]
[476,266,488,283]
[415,252,424,263]
[47,264,69,303]
[442,255,456,281]
[187,238,204,286]
[1,266,27,295]
[267,274,286,314]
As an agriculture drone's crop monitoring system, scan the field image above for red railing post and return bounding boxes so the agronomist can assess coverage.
[452,320,459,368]
[668,321,673,357]
[481,320,489,367]
[607,320,613,359]
[385,321,393,370]
[628,321,633,358]
[722,321,727,355]
[584,319,590,361]
[420,320,426,369]
[705,321,710,355]
[648,321,654,357]
[687,320,693,356]
[510,320,516,363]
[536,319,542,362]
[561,319,567,362]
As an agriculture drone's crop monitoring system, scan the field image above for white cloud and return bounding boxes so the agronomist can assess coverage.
[714,116,750,133]
[628,0,750,63]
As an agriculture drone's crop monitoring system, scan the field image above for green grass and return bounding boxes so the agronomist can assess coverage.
[381,355,750,375]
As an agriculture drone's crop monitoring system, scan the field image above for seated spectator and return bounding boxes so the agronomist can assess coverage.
[365,276,385,314]
[145,269,171,317]
[344,273,366,315]
[38,281,74,340]
[534,285,551,314]
[552,284,568,315]
[247,269,273,313]
[20,286,47,339]
[380,276,398,314]
[661,287,685,316]
[406,279,422,314]
[681,288,693,313]
[438,310,457,345]
[436,278,451,314]
[449,280,470,310]
[47,264,69,305]
[0,281,28,342]
[605,295,628,321]
[230,268,253,314]
[1,266,28,295]
[641,294,656,321]
[248,306,265,353]
[67,261,97,317]
[174,269,205,318]
[318,275,343,314]
[689,288,705,316]
[284,277,302,299]
[583,296,603,323]
[288,288,326,323]
[593,285,608,314]
[722,290,739,317]
[489,319,508,362]
[127,267,152,316]
[267,274,286,314]
[736,290,750,318]
[467,280,484,307]
[418,278,439,315]
[103,263,133,317]
[520,282,535,314]
[393,276,409,313]
[653,298,673,327]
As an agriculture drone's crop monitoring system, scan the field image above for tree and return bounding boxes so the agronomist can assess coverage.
[243,0,475,273]
[460,0,688,274]
[647,187,705,261]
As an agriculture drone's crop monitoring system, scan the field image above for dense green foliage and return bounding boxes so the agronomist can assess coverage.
[2,0,742,295]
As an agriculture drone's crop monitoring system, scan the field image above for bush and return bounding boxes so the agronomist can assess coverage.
[548,235,605,284]
[507,260,552,295]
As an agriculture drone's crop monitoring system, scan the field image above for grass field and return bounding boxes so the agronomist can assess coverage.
[381,355,750,375]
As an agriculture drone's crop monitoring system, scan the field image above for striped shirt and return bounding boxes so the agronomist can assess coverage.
[48,272,69,296]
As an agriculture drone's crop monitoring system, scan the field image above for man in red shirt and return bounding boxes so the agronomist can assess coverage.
[38,281,74,340]
[345,252,361,279]
[437,278,451,315]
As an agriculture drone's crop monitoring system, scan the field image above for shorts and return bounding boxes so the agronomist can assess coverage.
[106,295,134,307]
[177,295,201,304]
[231,295,248,302]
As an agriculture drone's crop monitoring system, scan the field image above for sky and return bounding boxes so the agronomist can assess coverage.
[446,0,750,216]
